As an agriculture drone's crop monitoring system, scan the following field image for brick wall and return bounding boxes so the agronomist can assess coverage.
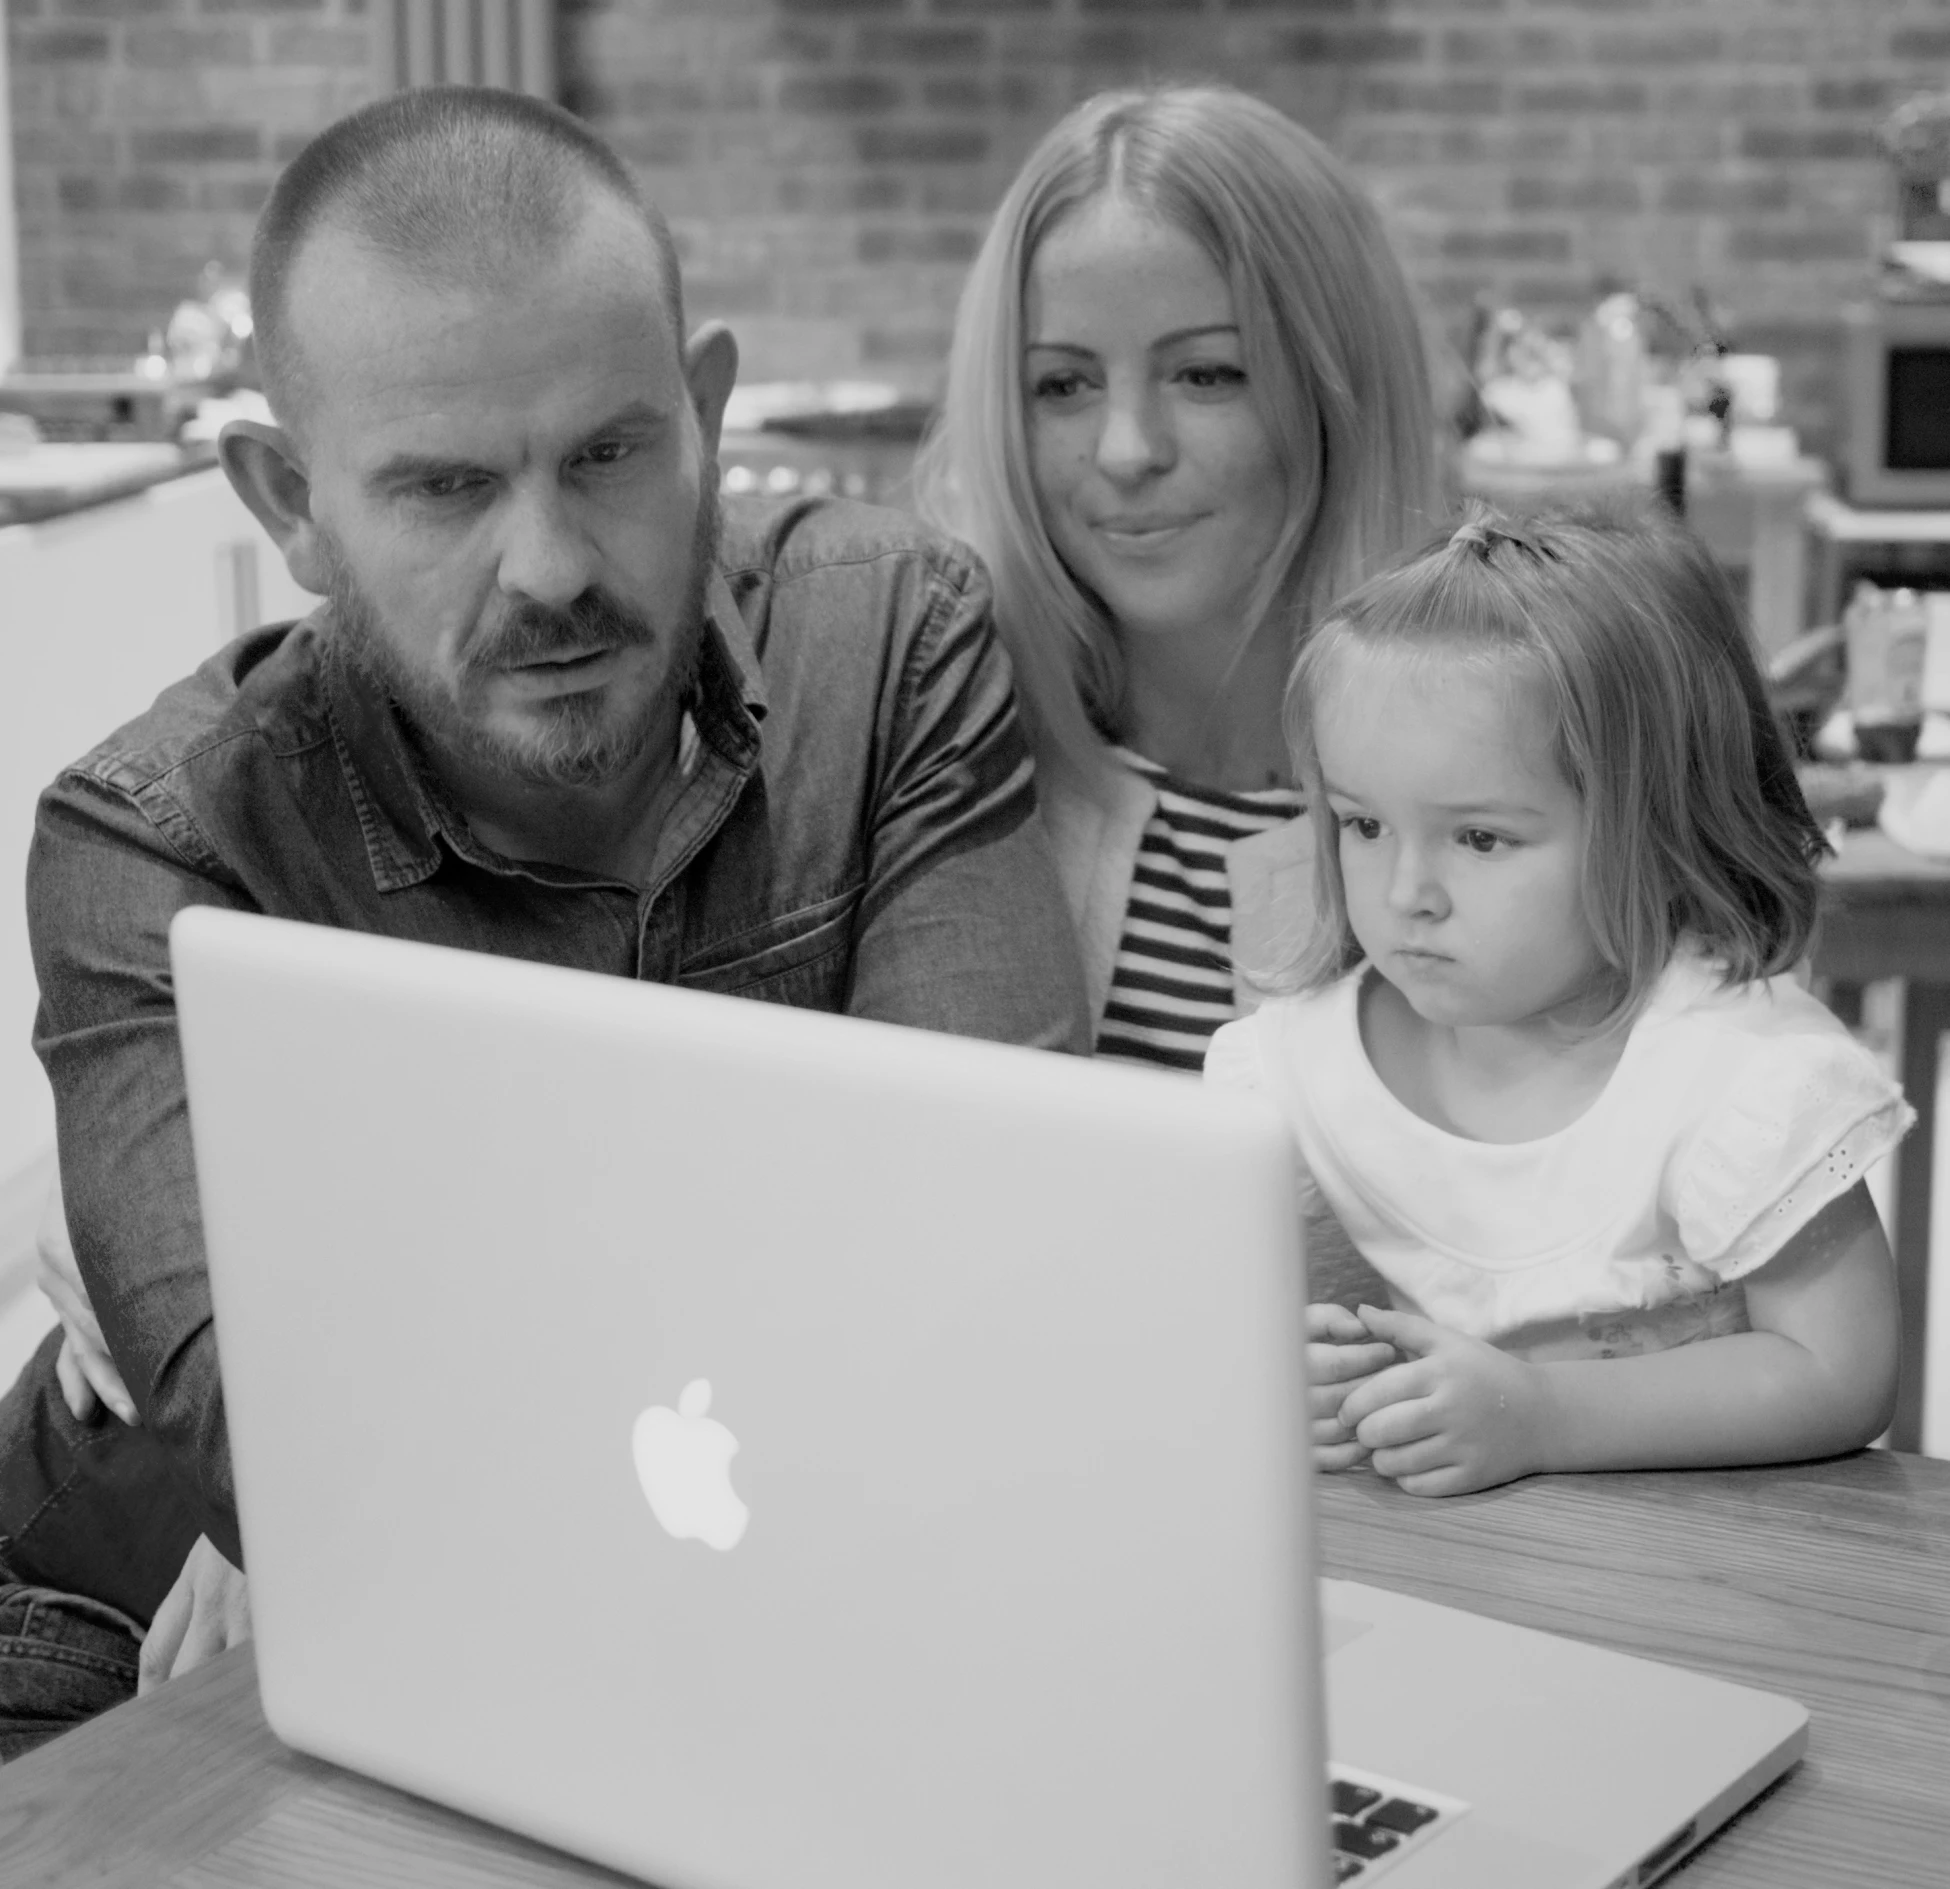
[9,0,1950,456]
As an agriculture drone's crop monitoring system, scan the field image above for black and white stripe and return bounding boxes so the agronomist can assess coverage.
[1095,752,1303,1073]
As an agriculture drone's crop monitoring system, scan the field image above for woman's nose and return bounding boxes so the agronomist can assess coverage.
[1093,385,1173,484]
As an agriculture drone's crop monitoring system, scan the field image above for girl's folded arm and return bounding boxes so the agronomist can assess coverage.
[1530,1182,1901,1474]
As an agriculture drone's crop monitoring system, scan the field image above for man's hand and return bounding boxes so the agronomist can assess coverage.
[1336,1305,1545,1497]
[1305,1302,1398,1471]
[139,1536,250,1694]
[36,1171,137,1426]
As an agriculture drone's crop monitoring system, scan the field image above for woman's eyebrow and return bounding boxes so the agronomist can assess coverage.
[1024,323,1240,353]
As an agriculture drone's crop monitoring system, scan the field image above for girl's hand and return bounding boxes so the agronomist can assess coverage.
[1305,1302,1398,1471]
[1337,1305,1545,1496]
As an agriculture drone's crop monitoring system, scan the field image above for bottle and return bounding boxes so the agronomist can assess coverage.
[1847,582,1926,764]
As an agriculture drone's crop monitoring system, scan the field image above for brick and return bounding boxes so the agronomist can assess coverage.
[1223,0,1363,12]
[1659,173,1793,215]
[1077,0,1203,14]
[57,0,175,14]
[1440,228,1573,262]
[1434,123,1577,165]
[1441,27,1574,65]
[934,0,1053,11]
[1727,226,1872,265]
[1892,28,1950,59]
[198,0,323,10]
[266,24,370,65]
[856,126,990,165]
[857,224,983,265]
[777,172,910,215]
[779,74,905,114]
[858,26,986,62]
[1359,78,1504,114]
[1279,27,1426,62]
[776,0,903,13]
[56,175,107,214]
[918,172,1014,216]
[13,24,111,58]
[125,24,253,65]
[1516,79,1649,113]
[197,177,278,216]
[118,173,193,212]
[1811,78,1891,112]
[1590,26,1723,64]
[129,127,263,163]
[605,125,700,169]
[1739,125,1875,163]
[1507,174,1643,214]
[919,74,1046,114]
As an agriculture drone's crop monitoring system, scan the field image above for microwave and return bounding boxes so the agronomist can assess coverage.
[1843,298,1950,507]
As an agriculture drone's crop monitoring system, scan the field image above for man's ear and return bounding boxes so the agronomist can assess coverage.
[683,321,739,462]
[218,420,331,596]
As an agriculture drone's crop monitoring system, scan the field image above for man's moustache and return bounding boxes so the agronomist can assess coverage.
[464,592,658,672]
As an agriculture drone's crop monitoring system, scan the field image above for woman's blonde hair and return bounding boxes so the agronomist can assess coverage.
[912,83,1439,797]
[1282,498,1829,1021]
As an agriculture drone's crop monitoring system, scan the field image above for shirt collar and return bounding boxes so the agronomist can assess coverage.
[323,569,767,895]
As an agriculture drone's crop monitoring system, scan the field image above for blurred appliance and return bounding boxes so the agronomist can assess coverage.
[1844,91,1950,506]
[1842,297,1950,508]
[0,363,201,443]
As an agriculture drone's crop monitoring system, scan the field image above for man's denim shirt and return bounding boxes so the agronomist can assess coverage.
[4,495,1089,1614]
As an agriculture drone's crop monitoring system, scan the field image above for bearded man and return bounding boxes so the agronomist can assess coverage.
[0,86,1086,1757]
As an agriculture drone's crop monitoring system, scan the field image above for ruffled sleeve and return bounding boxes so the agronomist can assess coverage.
[1667,1031,1915,1281]
[1203,1014,1269,1096]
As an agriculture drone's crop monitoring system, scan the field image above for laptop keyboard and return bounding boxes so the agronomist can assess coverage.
[1328,1764,1469,1882]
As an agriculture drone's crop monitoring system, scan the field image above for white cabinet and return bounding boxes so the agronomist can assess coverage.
[0,468,314,1332]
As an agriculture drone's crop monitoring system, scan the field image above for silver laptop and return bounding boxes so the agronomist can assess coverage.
[173,907,1806,1889]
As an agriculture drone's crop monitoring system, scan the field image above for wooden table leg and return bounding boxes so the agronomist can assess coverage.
[1891,981,1950,1454]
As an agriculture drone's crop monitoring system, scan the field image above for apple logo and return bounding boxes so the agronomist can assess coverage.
[631,1379,750,1551]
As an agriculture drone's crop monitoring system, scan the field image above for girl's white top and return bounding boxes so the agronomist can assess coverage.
[1204,948,1915,1359]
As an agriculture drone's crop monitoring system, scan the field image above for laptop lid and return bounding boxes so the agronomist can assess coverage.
[174,907,1329,1889]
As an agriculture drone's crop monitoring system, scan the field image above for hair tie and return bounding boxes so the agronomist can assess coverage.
[1446,519,1557,562]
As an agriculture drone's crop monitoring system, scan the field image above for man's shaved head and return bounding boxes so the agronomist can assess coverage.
[250,86,684,440]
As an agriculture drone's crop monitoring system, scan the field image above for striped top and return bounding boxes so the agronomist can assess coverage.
[1094,750,1304,1074]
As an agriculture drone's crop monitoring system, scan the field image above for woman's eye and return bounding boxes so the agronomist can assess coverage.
[1029,370,1091,403]
[1460,828,1506,855]
[1338,814,1381,842]
[1179,362,1247,392]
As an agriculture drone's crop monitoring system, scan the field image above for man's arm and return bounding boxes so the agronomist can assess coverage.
[845,551,1091,1053]
[27,770,254,1566]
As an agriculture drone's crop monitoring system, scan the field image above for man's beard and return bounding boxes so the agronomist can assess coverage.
[324,483,720,790]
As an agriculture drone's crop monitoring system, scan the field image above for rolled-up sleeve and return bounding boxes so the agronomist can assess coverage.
[27,768,253,1566]
[846,552,1090,1054]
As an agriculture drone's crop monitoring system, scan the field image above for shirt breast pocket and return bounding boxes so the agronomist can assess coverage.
[677,886,860,1011]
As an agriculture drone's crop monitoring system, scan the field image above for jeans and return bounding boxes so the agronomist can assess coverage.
[0,1568,141,1761]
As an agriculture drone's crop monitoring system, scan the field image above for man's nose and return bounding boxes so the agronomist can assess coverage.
[495,481,598,609]
[1094,382,1173,484]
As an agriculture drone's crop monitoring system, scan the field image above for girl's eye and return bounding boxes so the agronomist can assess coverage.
[1338,814,1382,842]
[1459,829,1506,855]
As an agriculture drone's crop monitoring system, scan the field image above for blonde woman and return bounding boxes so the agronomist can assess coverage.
[915,83,1439,1074]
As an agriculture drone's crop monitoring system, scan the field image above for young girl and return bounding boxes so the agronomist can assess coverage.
[1205,500,1912,1496]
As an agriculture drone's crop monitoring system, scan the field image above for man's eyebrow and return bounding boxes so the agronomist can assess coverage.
[1024,323,1241,354]
[366,402,672,488]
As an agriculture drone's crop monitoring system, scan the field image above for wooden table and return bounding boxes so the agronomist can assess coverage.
[1817,826,1950,1452]
[2,1455,1946,1887]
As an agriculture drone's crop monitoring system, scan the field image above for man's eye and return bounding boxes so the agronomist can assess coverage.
[579,440,633,468]
[417,472,480,501]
